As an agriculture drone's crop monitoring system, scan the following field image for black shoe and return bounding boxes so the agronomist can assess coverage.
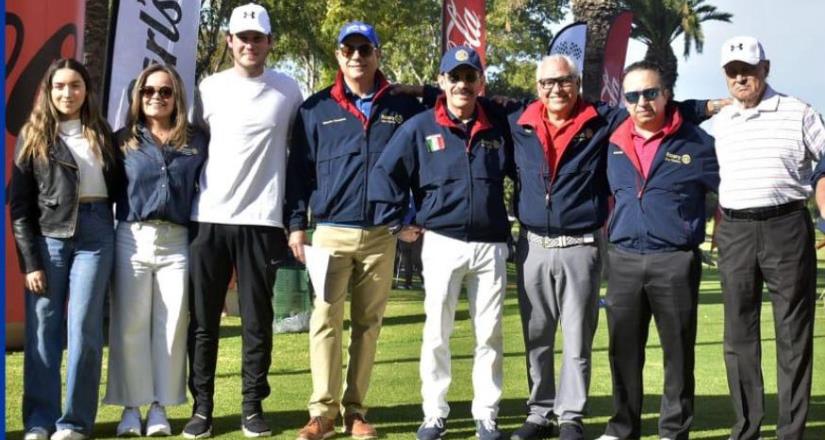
[182,412,212,439]
[241,411,272,438]
[510,421,558,440]
[558,423,584,440]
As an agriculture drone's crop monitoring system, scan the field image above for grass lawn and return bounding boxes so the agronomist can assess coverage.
[6,253,825,439]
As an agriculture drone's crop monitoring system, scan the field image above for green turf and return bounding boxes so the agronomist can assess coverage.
[6,258,825,439]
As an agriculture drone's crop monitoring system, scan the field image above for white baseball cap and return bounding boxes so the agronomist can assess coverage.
[229,3,271,35]
[720,36,766,67]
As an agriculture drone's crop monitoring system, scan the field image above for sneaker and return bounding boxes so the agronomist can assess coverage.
[594,435,620,440]
[297,417,336,440]
[510,421,557,440]
[24,427,49,440]
[50,430,87,440]
[182,412,212,439]
[146,403,172,436]
[117,407,142,437]
[241,411,272,437]
[475,419,503,440]
[558,422,584,440]
[344,413,379,440]
[416,417,447,440]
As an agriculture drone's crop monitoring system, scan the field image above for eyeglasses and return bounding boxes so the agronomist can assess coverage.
[623,87,661,104]
[339,43,375,58]
[447,70,480,84]
[140,86,174,99]
[537,75,575,90]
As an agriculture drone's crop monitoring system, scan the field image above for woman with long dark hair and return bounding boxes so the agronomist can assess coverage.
[103,63,207,436]
[10,58,118,440]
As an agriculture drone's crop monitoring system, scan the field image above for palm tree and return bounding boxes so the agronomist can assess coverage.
[83,0,112,104]
[571,0,622,101]
[623,0,732,90]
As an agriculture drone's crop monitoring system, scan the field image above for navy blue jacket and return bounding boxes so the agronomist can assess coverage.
[115,126,208,225]
[369,97,514,243]
[509,99,627,236]
[285,71,425,230]
[607,105,719,253]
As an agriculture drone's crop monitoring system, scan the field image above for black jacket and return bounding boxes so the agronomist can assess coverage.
[8,136,120,273]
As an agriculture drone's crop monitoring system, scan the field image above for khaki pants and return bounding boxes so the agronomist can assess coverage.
[308,225,396,419]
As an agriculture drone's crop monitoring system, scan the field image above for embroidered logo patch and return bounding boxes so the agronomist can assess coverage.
[426,134,446,152]
[380,113,404,125]
[455,49,469,62]
[664,152,691,165]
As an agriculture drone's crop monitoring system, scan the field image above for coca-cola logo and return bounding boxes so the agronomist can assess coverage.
[5,12,79,137]
[444,0,483,49]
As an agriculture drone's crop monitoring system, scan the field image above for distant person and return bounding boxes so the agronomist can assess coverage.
[9,58,118,440]
[714,36,825,440]
[185,2,303,437]
[369,46,514,440]
[285,20,424,440]
[104,63,207,437]
[596,61,719,440]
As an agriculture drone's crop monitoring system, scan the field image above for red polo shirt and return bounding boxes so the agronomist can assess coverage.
[630,106,682,178]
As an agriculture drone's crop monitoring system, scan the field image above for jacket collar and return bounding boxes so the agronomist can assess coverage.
[433,95,493,147]
[330,70,391,127]
[609,103,684,176]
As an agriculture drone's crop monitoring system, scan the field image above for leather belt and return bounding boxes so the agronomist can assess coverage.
[523,230,596,249]
[721,200,805,221]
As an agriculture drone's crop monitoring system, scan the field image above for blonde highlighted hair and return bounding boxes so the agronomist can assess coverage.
[122,63,190,150]
[16,58,113,166]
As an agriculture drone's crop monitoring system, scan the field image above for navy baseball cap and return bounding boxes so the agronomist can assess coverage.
[440,46,483,73]
[337,21,380,47]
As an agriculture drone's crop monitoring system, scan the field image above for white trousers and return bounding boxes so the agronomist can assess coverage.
[104,221,189,406]
[419,231,508,420]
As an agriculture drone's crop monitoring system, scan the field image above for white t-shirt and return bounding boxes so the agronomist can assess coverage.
[191,67,303,226]
[713,86,825,210]
[58,119,107,198]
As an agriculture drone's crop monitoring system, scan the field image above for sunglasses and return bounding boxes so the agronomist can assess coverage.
[140,86,174,99]
[537,75,575,90]
[623,87,661,104]
[447,70,480,84]
[339,43,375,58]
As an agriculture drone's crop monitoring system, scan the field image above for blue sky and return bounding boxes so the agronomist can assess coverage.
[622,0,825,113]
[553,0,825,113]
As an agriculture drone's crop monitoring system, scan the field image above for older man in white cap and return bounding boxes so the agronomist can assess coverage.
[714,35,825,440]
[185,2,303,438]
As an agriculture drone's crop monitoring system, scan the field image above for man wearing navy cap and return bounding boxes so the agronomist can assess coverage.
[186,2,303,438]
[369,46,513,440]
[286,20,424,440]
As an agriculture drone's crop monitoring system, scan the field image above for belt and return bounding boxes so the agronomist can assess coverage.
[721,200,805,221]
[523,230,596,249]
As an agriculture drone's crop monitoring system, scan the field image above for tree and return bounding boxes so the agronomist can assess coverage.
[571,0,622,101]
[622,0,732,90]
[83,0,112,103]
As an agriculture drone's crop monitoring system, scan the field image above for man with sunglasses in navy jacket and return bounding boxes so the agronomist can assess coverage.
[285,21,424,440]
[596,61,719,440]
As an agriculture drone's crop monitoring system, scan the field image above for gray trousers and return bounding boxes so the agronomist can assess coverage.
[515,233,601,424]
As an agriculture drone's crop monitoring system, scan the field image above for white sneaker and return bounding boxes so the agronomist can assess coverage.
[24,427,49,440]
[50,430,87,440]
[595,436,620,440]
[146,403,172,437]
[117,407,143,437]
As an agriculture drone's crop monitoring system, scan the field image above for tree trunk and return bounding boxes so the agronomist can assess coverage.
[644,43,678,92]
[83,0,112,105]
[571,0,621,101]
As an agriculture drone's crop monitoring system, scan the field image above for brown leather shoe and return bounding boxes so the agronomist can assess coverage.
[344,413,378,440]
[297,417,336,440]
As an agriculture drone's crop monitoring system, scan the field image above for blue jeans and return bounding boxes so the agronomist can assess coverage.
[23,203,114,434]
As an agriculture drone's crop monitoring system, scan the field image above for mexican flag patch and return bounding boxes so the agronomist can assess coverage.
[425,134,446,152]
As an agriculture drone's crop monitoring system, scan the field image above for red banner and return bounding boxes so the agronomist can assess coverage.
[5,0,86,348]
[441,0,486,65]
[600,11,633,107]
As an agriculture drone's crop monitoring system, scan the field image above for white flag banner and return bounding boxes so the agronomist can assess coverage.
[105,0,200,130]
[547,22,587,76]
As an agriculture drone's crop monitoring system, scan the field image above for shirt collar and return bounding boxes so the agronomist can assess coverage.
[728,84,779,118]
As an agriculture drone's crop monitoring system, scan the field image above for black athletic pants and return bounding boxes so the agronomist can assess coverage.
[187,222,287,415]
[717,208,815,440]
[604,248,701,440]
